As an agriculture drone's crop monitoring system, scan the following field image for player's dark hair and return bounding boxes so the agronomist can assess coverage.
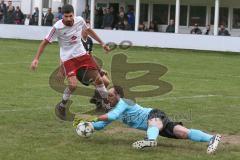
[113,85,124,98]
[62,4,74,14]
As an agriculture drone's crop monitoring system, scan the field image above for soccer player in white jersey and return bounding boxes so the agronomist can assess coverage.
[30,4,111,119]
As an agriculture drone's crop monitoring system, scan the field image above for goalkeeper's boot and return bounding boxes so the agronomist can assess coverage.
[132,139,157,149]
[207,134,221,154]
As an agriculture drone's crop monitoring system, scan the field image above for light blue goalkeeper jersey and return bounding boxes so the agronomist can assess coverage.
[92,98,153,131]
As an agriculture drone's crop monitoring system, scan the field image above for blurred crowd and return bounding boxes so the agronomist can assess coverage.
[89,5,135,31]
[189,23,230,36]
[83,5,158,32]
[0,0,62,26]
[165,19,231,36]
[0,1,232,36]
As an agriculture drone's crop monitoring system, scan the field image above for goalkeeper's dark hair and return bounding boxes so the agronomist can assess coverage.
[113,85,124,98]
[62,4,74,14]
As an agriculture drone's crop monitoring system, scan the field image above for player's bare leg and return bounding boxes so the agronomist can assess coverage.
[102,75,110,87]
[77,68,111,110]
[56,76,78,120]
[173,125,221,154]
[89,72,110,108]
[93,74,111,110]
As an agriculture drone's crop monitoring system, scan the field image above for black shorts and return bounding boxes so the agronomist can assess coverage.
[148,109,183,139]
[77,68,106,86]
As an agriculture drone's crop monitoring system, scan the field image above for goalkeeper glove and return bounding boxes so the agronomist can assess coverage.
[73,115,98,127]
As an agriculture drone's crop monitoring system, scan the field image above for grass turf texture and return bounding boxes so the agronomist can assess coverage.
[0,39,239,160]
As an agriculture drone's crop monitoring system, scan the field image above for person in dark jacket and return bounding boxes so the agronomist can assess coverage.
[126,6,135,30]
[149,21,158,32]
[31,7,39,25]
[6,5,14,24]
[166,19,175,33]
[55,7,63,21]
[218,25,230,36]
[190,24,202,34]
[0,0,7,23]
[102,8,113,29]
[82,5,90,20]
[138,23,147,31]
[14,6,24,24]
[43,8,54,26]
[203,25,211,35]
[123,19,132,30]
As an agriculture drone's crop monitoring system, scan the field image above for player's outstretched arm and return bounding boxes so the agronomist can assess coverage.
[92,121,111,131]
[73,114,111,131]
[85,28,110,53]
[30,39,49,71]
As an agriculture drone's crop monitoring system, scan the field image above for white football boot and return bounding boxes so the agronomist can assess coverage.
[207,134,221,154]
[132,139,157,149]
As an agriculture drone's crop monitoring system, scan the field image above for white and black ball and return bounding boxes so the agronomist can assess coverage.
[76,122,94,137]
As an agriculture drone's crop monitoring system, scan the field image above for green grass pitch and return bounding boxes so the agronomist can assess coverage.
[0,39,240,160]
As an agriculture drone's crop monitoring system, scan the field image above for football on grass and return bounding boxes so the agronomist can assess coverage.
[76,122,94,137]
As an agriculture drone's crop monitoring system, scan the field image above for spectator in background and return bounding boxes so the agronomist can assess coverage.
[118,10,125,24]
[127,6,135,30]
[94,7,103,29]
[102,8,113,30]
[166,19,175,33]
[148,21,158,32]
[203,25,211,35]
[119,6,126,17]
[14,6,24,24]
[190,24,202,34]
[6,5,14,24]
[6,0,15,24]
[98,7,103,28]
[138,23,147,31]
[0,10,2,23]
[115,21,125,30]
[0,0,7,23]
[115,11,125,30]
[6,0,14,11]
[55,7,62,21]
[109,6,117,29]
[0,6,3,23]
[31,7,39,25]
[218,24,230,36]
[82,5,90,20]
[102,8,107,18]
[94,8,100,28]
[43,8,54,26]
[24,14,31,25]
[123,18,132,30]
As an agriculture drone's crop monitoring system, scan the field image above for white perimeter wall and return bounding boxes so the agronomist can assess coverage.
[0,24,239,53]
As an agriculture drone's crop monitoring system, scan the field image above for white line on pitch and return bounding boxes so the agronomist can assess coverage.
[0,104,94,112]
[138,95,222,102]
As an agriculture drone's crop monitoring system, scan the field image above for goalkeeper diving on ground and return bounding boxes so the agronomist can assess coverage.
[74,86,221,154]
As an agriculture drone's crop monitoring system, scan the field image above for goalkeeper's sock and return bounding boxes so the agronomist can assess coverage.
[188,129,213,142]
[147,126,159,140]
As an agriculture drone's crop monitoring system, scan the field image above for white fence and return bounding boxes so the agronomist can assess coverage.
[0,24,239,53]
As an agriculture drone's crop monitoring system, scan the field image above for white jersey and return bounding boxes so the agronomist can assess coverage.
[45,16,89,62]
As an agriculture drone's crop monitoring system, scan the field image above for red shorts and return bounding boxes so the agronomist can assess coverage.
[63,54,98,77]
